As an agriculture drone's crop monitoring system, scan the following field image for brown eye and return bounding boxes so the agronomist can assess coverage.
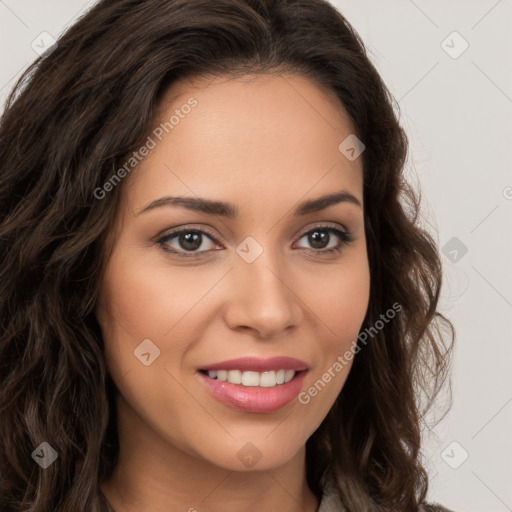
[295,226,352,254]
[157,228,221,258]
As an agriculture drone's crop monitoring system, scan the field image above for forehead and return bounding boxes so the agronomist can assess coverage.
[122,72,363,216]
[155,72,356,151]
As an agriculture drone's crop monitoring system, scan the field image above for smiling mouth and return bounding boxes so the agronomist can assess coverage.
[198,369,302,388]
[197,367,308,413]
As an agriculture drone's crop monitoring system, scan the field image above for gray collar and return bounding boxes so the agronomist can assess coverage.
[317,473,346,511]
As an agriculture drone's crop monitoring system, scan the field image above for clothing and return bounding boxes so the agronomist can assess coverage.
[316,474,347,511]
[317,476,457,512]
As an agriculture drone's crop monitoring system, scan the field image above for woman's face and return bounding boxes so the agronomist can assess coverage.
[96,73,370,471]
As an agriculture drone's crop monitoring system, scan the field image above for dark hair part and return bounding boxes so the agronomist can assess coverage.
[0,0,454,510]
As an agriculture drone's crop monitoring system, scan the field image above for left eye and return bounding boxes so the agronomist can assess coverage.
[157,225,352,258]
[295,226,352,252]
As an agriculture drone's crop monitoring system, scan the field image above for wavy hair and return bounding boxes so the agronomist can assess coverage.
[0,0,454,510]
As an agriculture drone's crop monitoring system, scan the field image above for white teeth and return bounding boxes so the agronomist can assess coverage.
[284,369,295,383]
[241,371,260,386]
[259,371,276,387]
[227,369,242,384]
[205,369,297,387]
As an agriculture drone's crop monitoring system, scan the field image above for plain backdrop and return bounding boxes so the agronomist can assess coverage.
[1,1,511,511]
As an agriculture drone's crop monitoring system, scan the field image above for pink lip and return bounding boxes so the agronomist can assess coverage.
[199,356,308,372]
[197,370,307,413]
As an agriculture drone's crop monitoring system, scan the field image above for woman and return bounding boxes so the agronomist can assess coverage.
[0,0,455,511]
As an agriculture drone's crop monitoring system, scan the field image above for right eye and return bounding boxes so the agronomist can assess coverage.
[156,227,223,258]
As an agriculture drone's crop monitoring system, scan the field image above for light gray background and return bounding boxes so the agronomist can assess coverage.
[1,1,511,511]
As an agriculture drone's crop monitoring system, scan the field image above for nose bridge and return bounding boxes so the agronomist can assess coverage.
[226,234,301,337]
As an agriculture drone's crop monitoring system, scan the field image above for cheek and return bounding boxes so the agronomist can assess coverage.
[97,246,223,358]
[95,245,232,437]
[312,253,370,346]
[95,252,219,448]
[298,253,370,410]
[335,264,370,340]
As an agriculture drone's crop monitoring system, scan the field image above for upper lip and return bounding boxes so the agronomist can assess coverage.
[199,356,308,372]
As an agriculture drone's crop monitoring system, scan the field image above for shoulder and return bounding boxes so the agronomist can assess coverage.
[420,503,458,512]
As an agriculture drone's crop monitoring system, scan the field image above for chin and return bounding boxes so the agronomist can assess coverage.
[193,433,308,472]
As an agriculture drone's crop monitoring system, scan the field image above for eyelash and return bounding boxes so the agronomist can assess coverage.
[156,224,353,259]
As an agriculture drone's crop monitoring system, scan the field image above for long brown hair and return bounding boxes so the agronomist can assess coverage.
[0,0,454,510]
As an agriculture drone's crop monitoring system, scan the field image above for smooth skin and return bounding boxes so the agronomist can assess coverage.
[96,72,370,512]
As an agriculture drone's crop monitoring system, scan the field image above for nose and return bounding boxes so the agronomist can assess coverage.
[224,247,303,339]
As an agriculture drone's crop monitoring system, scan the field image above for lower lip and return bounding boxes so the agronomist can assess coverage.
[197,371,307,413]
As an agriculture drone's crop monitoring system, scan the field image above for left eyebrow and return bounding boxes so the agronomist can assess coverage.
[136,190,362,218]
[294,191,361,215]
